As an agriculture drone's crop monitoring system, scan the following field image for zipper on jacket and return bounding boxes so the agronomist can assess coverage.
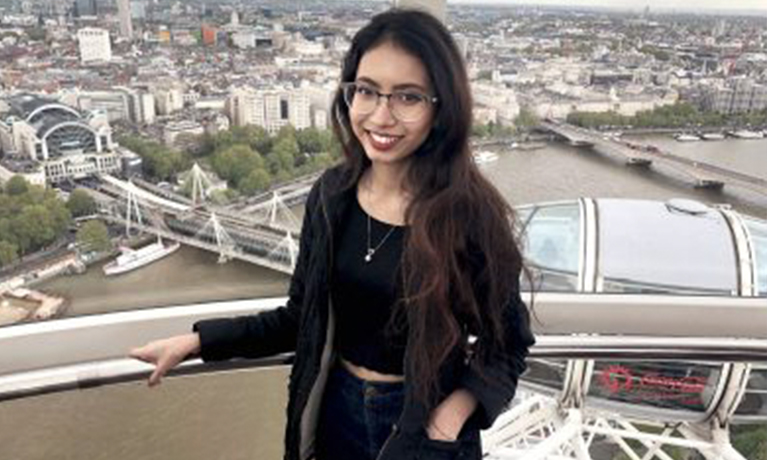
[320,176,334,281]
[374,423,400,460]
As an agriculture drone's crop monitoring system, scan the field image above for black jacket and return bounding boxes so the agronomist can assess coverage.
[194,166,535,460]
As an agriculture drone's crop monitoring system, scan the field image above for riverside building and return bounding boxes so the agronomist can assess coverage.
[0,94,121,184]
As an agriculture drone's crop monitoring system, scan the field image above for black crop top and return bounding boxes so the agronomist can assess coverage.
[331,196,408,375]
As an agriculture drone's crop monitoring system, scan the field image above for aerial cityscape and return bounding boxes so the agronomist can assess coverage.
[0,0,766,459]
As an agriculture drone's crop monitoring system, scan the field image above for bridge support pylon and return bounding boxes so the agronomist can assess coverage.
[188,163,214,206]
[124,180,144,236]
[194,212,237,263]
[267,230,299,271]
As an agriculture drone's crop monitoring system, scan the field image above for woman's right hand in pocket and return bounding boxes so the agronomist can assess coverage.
[129,333,201,387]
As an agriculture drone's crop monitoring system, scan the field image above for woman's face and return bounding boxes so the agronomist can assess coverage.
[350,41,435,170]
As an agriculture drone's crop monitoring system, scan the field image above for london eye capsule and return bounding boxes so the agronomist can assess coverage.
[516,198,767,424]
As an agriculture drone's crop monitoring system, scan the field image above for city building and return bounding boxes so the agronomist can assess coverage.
[201,24,217,46]
[131,0,146,20]
[394,0,446,22]
[172,29,196,46]
[702,78,767,113]
[472,82,521,125]
[76,27,111,63]
[126,89,155,125]
[163,120,204,146]
[228,87,312,134]
[117,0,133,39]
[61,89,131,123]
[153,86,184,116]
[0,94,121,183]
[232,30,256,49]
[73,0,97,18]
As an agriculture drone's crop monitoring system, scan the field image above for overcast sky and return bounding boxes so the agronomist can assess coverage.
[449,0,767,12]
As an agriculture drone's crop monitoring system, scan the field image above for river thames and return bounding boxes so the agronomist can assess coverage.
[2,136,765,460]
[37,135,767,317]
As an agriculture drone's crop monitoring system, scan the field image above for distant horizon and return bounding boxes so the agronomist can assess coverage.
[447,0,767,14]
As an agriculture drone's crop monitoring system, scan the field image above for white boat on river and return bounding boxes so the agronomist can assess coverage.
[473,150,499,164]
[700,132,725,141]
[103,238,181,276]
[674,133,700,142]
[728,130,764,139]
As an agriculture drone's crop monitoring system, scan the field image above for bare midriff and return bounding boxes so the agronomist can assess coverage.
[340,357,405,383]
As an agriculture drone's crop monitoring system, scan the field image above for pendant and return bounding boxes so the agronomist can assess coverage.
[365,249,374,263]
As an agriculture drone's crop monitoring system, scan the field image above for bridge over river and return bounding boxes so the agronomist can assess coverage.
[540,121,767,195]
[92,173,312,275]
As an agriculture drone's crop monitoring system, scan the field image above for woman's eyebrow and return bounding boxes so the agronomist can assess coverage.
[355,77,428,92]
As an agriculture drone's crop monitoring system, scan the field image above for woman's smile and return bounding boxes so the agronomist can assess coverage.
[366,130,405,151]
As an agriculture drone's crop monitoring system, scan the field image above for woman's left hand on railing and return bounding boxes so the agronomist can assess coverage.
[129,333,201,387]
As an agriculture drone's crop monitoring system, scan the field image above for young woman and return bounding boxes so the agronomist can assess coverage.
[130,9,534,460]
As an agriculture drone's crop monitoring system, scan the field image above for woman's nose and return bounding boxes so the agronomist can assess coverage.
[367,96,397,125]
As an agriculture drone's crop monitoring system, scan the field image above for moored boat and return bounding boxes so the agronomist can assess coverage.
[103,238,181,276]
[473,150,499,164]
[674,133,700,142]
[728,130,764,139]
[700,132,725,141]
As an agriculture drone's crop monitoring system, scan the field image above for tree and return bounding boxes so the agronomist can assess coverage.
[514,107,540,130]
[211,144,264,188]
[118,135,189,181]
[296,127,326,154]
[472,123,490,138]
[242,125,272,154]
[476,70,493,81]
[239,168,272,195]
[5,176,29,196]
[17,205,56,251]
[67,189,97,217]
[733,425,767,460]
[175,133,206,157]
[270,136,299,174]
[26,28,46,42]
[76,221,111,253]
[0,241,18,267]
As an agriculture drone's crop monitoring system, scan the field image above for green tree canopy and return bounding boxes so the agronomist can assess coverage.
[565,103,767,130]
[67,189,98,217]
[0,240,18,267]
[0,183,70,255]
[5,175,29,196]
[118,135,190,181]
[296,127,328,154]
[239,168,272,195]
[269,136,299,174]
[211,144,265,188]
[515,107,540,130]
[76,221,111,253]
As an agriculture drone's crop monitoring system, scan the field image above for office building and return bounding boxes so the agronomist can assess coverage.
[77,27,111,63]
[73,0,97,18]
[229,88,312,134]
[117,0,133,39]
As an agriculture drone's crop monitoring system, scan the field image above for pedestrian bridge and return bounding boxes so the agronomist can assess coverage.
[95,174,306,274]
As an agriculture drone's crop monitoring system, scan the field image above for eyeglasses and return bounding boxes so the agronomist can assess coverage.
[340,82,438,122]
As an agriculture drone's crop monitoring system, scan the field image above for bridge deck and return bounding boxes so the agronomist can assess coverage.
[541,122,767,195]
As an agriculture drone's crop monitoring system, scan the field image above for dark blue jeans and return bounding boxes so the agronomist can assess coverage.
[315,363,405,460]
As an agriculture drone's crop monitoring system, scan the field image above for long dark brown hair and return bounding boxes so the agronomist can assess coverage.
[331,9,525,405]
